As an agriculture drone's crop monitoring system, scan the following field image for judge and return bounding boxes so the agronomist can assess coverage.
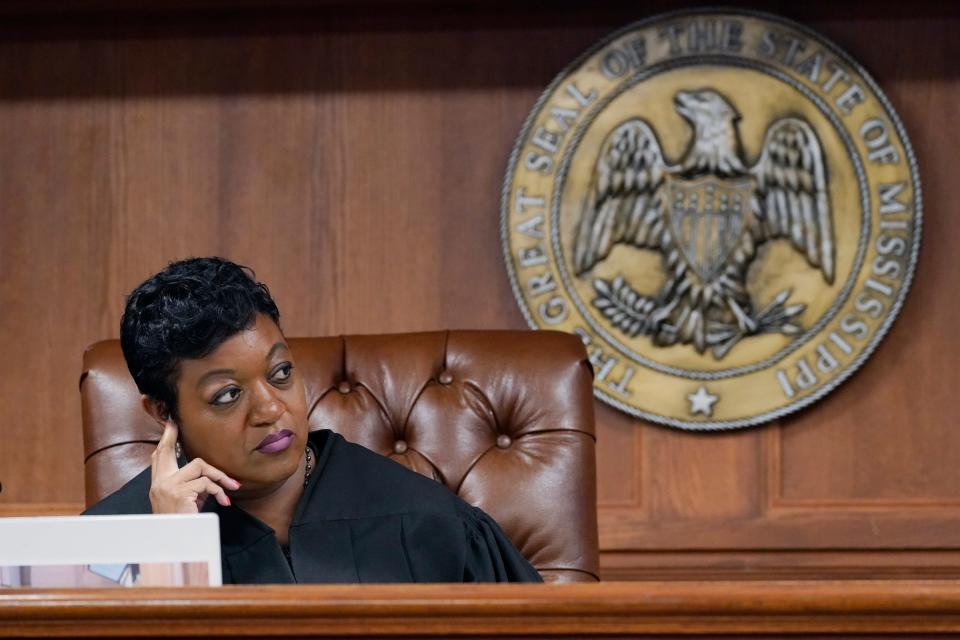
[84,257,542,584]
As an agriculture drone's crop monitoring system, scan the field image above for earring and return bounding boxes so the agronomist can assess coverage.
[175,441,186,466]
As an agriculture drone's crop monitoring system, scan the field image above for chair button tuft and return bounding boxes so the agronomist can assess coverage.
[438,371,453,385]
[496,434,512,449]
[337,381,351,394]
[393,440,408,454]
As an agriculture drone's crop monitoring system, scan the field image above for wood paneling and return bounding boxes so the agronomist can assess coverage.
[0,1,957,579]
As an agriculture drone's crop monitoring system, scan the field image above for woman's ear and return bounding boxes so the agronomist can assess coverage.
[141,395,171,426]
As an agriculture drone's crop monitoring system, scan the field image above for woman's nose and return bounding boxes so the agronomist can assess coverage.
[250,382,285,425]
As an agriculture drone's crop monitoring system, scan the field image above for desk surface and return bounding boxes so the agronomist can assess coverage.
[3,580,960,637]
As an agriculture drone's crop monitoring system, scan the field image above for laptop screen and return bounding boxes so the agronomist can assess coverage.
[0,513,221,587]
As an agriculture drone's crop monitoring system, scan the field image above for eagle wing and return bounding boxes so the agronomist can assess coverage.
[750,118,835,283]
[572,119,670,275]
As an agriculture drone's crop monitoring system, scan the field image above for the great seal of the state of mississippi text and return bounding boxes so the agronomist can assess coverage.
[501,9,921,430]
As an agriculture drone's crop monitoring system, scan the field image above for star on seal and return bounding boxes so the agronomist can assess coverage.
[687,386,719,417]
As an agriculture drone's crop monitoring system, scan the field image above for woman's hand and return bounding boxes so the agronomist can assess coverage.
[149,420,241,514]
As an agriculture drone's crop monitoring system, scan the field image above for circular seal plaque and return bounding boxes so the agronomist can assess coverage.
[501,9,921,430]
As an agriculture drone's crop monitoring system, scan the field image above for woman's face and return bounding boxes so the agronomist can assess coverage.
[173,313,309,492]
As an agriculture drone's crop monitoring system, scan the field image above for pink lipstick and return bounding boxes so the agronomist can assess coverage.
[256,429,294,454]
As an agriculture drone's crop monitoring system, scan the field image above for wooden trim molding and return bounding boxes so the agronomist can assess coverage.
[600,550,960,581]
[3,580,960,637]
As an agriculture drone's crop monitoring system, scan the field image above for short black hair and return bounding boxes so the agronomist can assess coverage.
[120,257,281,422]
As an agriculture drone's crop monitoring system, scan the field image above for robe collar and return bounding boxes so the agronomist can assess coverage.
[208,429,359,584]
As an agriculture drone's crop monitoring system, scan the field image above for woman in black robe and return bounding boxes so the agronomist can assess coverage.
[84,257,541,584]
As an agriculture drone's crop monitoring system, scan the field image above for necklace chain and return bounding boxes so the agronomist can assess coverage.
[303,445,314,488]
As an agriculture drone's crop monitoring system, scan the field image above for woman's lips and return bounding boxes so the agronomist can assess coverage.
[256,429,294,454]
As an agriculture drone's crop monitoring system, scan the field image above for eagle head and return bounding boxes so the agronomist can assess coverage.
[674,89,740,127]
[674,90,745,176]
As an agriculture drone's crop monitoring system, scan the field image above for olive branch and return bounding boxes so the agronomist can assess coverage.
[591,276,659,338]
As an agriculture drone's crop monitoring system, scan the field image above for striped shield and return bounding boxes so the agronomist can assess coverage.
[666,175,753,281]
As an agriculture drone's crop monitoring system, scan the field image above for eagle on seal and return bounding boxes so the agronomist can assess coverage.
[573,89,835,358]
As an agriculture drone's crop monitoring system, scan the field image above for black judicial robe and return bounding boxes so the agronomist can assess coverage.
[84,429,542,584]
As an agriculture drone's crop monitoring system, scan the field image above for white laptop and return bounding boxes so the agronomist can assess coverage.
[0,514,221,587]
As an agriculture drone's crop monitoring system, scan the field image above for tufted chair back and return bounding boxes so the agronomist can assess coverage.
[80,330,599,582]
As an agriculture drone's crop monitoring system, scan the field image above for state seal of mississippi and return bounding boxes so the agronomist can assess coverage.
[501,9,922,430]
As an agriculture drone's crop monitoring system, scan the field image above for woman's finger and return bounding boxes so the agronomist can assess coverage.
[175,457,241,491]
[151,420,180,478]
[185,477,231,507]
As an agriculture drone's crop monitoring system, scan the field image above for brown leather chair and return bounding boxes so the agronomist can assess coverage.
[80,330,599,582]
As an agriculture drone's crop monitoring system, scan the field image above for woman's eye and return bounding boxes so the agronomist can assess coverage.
[211,387,242,406]
[271,363,294,383]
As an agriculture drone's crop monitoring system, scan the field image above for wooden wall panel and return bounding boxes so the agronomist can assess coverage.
[0,1,957,579]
